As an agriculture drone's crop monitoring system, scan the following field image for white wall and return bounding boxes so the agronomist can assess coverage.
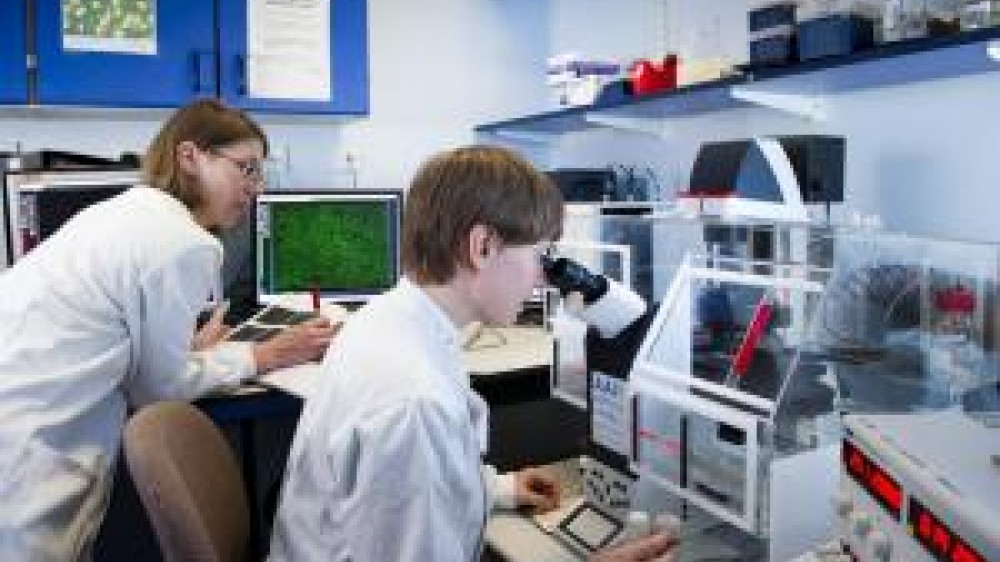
[339,0,550,191]
[550,0,669,63]
[0,0,550,193]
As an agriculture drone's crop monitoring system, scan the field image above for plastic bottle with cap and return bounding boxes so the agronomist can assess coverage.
[620,510,652,542]
[652,511,682,538]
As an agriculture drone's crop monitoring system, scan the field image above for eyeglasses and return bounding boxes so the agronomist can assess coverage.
[209,149,266,185]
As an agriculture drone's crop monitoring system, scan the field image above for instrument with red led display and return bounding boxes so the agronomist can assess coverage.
[842,441,903,520]
[909,499,987,562]
[836,413,999,562]
[842,441,902,520]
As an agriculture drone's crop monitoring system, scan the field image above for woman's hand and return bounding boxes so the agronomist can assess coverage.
[252,317,339,373]
[192,301,231,351]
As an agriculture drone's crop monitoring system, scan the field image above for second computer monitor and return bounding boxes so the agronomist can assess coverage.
[256,190,403,302]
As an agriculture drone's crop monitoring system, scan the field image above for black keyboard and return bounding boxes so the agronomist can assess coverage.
[254,306,319,326]
[225,305,321,343]
[227,324,284,343]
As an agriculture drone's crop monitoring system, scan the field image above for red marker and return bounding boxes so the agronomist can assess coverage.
[731,296,773,378]
[311,285,321,313]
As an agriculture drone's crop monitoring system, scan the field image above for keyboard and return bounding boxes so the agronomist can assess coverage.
[227,324,285,343]
[227,305,322,343]
[254,306,319,326]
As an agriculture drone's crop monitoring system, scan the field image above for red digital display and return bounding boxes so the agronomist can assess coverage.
[842,440,902,519]
[909,498,987,562]
[869,466,902,514]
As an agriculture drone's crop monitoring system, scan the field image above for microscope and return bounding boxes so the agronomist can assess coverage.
[541,255,676,555]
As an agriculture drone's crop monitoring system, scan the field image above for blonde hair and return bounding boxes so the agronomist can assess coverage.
[402,145,563,284]
[142,98,268,210]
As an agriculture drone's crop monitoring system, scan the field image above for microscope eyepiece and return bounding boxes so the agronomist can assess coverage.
[542,256,609,305]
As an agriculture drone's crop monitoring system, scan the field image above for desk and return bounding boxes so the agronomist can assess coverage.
[487,503,751,562]
[258,325,554,399]
[487,510,581,562]
[486,461,755,562]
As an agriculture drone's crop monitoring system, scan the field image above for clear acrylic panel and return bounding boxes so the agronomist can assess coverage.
[793,231,1000,415]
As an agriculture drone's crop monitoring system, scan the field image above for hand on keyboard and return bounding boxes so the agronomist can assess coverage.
[193,300,232,350]
[227,324,284,343]
[254,306,320,326]
[227,305,323,343]
[252,317,340,373]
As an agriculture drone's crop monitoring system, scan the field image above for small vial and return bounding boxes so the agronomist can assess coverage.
[653,511,682,538]
[621,510,652,541]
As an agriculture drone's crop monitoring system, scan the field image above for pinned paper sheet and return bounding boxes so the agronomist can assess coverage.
[247,0,332,101]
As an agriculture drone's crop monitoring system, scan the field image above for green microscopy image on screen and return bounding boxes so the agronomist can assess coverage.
[270,201,394,293]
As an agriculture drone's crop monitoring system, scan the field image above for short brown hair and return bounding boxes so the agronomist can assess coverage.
[142,98,268,210]
[402,145,563,284]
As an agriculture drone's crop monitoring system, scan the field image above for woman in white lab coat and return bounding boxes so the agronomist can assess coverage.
[0,99,335,561]
[268,146,678,562]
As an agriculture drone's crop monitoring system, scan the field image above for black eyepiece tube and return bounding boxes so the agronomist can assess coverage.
[542,256,609,305]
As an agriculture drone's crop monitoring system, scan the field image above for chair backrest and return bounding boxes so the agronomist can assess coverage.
[124,401,250,562]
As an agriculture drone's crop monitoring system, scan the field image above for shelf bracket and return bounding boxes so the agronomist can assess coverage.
[583,112,672,138]
[729,85,828,121]
[478,129,556,144]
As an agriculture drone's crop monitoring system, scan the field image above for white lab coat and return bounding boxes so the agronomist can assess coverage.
[268,278,516,562]
[0,187,256,561]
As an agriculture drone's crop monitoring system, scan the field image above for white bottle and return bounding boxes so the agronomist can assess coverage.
[620,510,652,542]
[652,511,682,538]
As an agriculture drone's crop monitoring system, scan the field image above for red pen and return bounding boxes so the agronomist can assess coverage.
[311,285,321,313]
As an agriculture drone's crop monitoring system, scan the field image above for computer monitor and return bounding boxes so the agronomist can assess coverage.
[3,169,140,266]
[255,190,403,303]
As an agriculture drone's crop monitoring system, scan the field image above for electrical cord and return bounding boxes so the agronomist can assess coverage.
[461,322,508,351]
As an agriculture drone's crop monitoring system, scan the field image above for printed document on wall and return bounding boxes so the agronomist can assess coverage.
[247,0,332,102]
[62,0,157,55]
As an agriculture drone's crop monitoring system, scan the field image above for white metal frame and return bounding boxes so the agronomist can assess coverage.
[631,257,825,414]
[630,379,763,533]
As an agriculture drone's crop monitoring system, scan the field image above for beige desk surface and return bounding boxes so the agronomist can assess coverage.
[487,509,582,562]
[259,325,552,398]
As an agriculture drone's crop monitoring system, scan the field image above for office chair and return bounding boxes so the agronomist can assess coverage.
[124,401,251,562]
